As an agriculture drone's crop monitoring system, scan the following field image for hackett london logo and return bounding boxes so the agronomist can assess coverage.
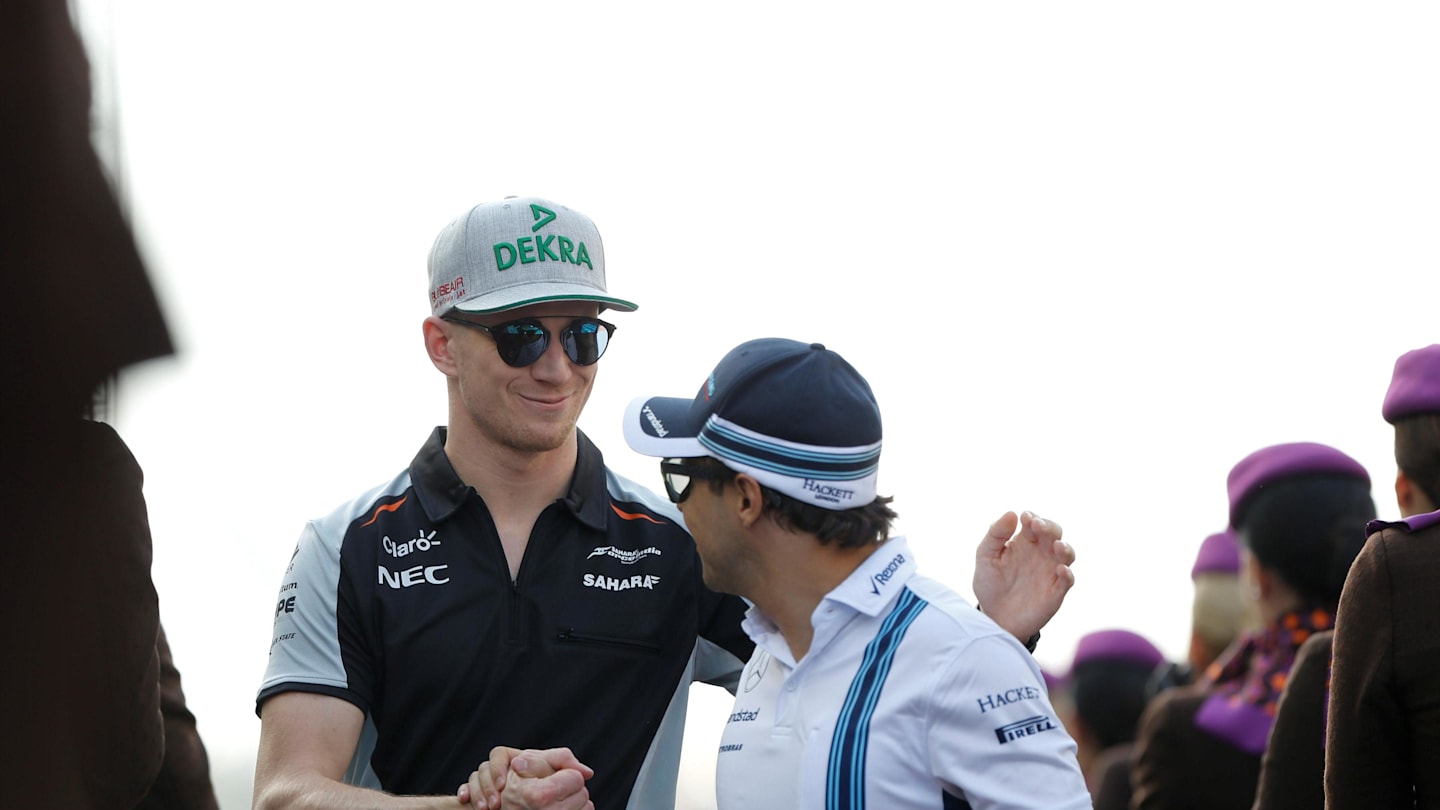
[493,204,593,271]
[805,479,856,505]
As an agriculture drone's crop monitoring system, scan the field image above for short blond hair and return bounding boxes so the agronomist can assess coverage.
[1191,571,1246,657]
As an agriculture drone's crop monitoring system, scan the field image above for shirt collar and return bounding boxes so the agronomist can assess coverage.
[822,536,918,616]
[739,537,919,667]
[409,426,610,532]
[1367,508,1440,535]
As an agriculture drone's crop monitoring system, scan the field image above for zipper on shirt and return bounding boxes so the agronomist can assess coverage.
[556,627,662,652]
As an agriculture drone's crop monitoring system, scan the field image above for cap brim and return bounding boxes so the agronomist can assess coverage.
[623,396,706,458]
[451,283,638,315]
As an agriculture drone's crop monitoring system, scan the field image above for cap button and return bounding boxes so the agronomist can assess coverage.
[810,343,826,351]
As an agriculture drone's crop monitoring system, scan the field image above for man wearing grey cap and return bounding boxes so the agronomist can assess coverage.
[251,197,1075,810]
[617,339,1090,809]
[1325,343,1440,808]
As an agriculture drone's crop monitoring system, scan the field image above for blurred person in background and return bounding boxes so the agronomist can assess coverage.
[1130,442,1374,810]
[1188,529,1250,677]
[0,1,217,808]
[1058,629,1166,810]
[1325,344,1440,809]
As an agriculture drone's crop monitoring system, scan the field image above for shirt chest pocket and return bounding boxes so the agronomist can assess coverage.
[549,566,687,654]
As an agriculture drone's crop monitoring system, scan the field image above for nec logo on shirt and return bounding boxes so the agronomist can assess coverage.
[994,715,1058,744]
[378,565,450,589]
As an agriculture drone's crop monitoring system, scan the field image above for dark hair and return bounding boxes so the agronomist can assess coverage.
[1071,659,1159,749]
[1235,473,1375,610]
[1394,413,1440,509]
[701,461,897,549]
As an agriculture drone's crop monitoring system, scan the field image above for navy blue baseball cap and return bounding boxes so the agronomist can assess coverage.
[624,338,882,510]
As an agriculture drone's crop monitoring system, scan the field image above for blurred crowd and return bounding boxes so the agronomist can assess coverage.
[1045,344,1439,809]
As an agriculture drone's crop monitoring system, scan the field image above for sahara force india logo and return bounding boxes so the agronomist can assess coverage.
[493,204,593,271]
[587,545,662,564]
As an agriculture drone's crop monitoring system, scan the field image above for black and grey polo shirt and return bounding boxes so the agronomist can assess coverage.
[257,427,752,808]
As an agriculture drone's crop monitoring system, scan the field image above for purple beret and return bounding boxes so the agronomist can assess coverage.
[1382,344,1440,423]
[1191,529,1240,579]
[1227,442,1370,528]
[1071,629,1166,671]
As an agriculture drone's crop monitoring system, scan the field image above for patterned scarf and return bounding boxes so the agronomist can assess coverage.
[1193,605,1334,755]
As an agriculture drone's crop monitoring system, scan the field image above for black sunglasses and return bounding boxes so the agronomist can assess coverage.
[660,458,734,504]
[442,315,616,368]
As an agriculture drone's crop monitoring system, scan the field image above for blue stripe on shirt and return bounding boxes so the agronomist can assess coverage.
[825,587,929,810]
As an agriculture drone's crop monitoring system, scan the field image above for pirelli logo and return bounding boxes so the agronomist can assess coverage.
[994,715,1058,744]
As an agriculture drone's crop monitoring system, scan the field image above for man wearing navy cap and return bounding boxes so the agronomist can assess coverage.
[1326,344,1440,808]
[619,338,1090,809]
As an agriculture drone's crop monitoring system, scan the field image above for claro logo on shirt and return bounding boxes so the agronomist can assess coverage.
[383,529,441,558]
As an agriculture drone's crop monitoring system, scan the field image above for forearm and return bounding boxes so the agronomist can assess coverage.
[254,770,461,810]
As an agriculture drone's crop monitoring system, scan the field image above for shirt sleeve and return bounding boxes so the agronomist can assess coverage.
[255,519,370,713]
[926,634,1091,810]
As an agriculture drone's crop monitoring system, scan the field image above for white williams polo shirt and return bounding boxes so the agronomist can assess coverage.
[714,537,1090,810]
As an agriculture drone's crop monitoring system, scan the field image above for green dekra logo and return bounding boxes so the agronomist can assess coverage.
[493,203,593,270]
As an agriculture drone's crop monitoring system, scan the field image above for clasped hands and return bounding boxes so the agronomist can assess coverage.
[453,511,1073,810]
[457,746,594,810]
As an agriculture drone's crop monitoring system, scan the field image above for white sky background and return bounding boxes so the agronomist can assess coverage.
[72,2,1437,807]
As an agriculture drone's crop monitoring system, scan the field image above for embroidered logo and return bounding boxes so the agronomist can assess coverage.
[587,545,662,564]
[582,573,662,591]
[994,715,1059,744]
[869,553,905,595]
[384,529,440,559]
[744,651,772,693]
[976,685,1042,714]
[493,204,592,270]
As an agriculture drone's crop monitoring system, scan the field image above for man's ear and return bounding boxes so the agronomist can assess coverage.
[423,316,459,377]
[733,474,765,528]
[1396,469,1417,517]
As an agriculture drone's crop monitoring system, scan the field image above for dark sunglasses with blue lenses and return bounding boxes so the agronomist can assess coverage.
[442,315,616,368]
[659,458,735,504]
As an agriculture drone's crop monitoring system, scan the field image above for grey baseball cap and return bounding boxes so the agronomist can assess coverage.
[427,196,638,316]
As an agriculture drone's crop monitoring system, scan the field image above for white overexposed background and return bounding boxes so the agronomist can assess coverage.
[68,2,1439,807]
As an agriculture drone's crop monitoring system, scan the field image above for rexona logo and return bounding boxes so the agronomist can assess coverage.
[493,204,593,271]
[869,553,905,595]
[582,573,662,591]
[378,564,450,589]
[383,529,440,559]
[994,715,1059,744]
[587,545,663,564]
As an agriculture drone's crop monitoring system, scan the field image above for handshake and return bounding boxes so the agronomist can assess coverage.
[457,747,594,810]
